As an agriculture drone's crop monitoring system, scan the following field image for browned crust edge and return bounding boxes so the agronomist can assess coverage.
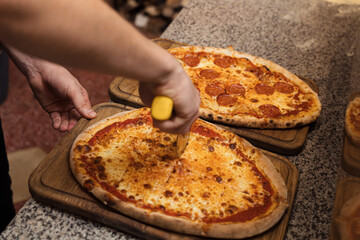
[200,107,320,129]
[239,136,288,202]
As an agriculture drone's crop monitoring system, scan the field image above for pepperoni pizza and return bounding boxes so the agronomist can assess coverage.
[70,108,288,238]
[168,46,322,128]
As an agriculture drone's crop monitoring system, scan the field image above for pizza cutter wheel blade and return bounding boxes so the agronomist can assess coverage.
[176,132,190,158]
[151,96,190,158]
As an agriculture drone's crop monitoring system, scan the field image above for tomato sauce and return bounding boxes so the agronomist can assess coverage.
[88,115,152,146]
[191,123,222,139]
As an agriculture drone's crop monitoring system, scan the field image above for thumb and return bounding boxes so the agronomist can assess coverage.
[68,86,97,119]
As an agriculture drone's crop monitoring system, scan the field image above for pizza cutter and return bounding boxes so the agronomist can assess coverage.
[151,96,190,158]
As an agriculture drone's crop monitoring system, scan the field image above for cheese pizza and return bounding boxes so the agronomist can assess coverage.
[168,46,321,129]
[70,108,288,238]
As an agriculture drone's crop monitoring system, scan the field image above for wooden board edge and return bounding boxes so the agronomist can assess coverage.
[225,126,308,155]
[108,77,144,108]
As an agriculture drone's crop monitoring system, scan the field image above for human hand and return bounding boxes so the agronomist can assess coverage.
[139,65,200,134]
[6,46,97,131]
[26,59,97,131]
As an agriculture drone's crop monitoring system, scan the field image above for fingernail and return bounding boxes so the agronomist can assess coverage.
[87,110,96,117]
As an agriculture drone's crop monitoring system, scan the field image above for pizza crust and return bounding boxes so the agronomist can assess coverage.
[169,46,322,129]
[345,96,360,146]
[239,137,288,201]
[200,106,320,129]
[204,202,288,238]
[145,202,288,239]
[72,170,158,225]
[70,108,289,238]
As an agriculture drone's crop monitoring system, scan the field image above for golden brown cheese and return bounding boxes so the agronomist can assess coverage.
[72,110,279,223]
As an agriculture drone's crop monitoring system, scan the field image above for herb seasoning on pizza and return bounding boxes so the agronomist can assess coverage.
[168,46,321,128]
[70,108,288,238]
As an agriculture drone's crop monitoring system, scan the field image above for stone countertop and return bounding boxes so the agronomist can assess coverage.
[1,199,138,240]
[2,0,360,239]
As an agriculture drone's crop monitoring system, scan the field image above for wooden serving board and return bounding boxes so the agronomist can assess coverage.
[29,102,299,240]
[330,177,360,240]
[342,91,360,177]
[109,38,319,156]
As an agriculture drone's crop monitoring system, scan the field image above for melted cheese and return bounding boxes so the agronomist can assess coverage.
[73,109,279,223]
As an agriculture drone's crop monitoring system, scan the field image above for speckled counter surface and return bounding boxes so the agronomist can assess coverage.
[2,0,360,239]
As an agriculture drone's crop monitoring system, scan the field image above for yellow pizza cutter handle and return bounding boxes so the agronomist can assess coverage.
[151,96,173,121]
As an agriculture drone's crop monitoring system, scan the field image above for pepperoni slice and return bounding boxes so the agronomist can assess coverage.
[205,84,225,97]
[182,55,200,67]
[214,56,233,68]
[217,94,237,106]
[259,104,281,117]
[274,82,294,94]
[255,83,274,95]
[200,69,220,79]
[226,84,245,96]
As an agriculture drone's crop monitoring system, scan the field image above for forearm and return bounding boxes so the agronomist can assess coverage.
[3,45,39,79]
[0,0,177,83]
[5,45,65,99]
[4,45,63,89]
